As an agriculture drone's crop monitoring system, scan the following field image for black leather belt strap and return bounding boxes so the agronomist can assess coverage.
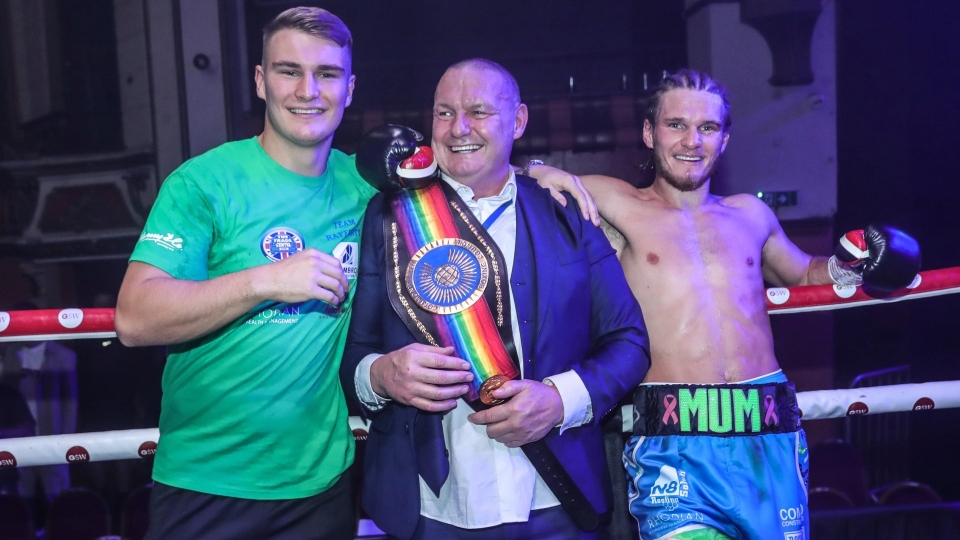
[523,440,603,531]
[462,396,603,531]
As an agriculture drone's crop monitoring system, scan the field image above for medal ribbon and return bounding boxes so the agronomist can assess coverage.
[393,182,520,397]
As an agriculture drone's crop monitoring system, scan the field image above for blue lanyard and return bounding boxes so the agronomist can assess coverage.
[481,199,513,229]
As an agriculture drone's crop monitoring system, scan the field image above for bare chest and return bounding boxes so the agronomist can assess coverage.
[617,207,765,281]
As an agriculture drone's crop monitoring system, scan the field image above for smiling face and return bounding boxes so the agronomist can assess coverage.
[255,28,355,154]
[643,88,730,192]
[431,64,528,198]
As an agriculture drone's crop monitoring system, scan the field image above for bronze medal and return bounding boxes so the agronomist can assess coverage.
[479,374,510,406]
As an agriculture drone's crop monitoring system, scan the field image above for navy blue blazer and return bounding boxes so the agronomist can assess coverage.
[341,176,650,539]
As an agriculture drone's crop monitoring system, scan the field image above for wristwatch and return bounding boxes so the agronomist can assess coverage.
[520,159,544,177]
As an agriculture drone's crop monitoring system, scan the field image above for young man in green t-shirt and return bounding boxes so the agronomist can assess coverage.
[117,5,596,537]
[116,7,372,539]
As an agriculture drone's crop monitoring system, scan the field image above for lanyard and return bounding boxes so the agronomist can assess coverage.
[481,199,513,229]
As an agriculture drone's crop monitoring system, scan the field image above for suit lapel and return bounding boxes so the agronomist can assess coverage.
[512,178,558,377]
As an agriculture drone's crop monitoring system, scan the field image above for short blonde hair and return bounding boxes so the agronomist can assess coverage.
[645,69,731,131]
[262,7,352,63]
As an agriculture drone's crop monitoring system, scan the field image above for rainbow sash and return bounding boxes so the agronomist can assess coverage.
[382,180,602,531]
[385,180,520,404]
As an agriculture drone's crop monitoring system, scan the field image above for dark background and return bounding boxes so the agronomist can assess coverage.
[834,0,960,501]
[1,0,958,503]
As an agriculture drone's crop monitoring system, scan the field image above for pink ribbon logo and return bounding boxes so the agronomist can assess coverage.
[764,394,779,426]
[662,394,678,425]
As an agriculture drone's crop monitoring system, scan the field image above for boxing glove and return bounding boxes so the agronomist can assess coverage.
[830,224,921,292]
[355,124,436,192]
[396,145,439,189]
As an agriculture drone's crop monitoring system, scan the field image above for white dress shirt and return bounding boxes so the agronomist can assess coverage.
[354,172,593,528]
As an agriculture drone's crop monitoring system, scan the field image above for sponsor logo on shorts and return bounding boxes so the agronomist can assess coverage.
[646,511,705,533]
[784,528,806,540]
[333,241,359,281]
[649,465,688,511]
[261,227,304,262]
[139,232,183,251]
[780,505,805,527]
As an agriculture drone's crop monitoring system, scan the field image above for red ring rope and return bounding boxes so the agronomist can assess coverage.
[0,268,957,341]
[766,267,960,314]
[0,307,115,341]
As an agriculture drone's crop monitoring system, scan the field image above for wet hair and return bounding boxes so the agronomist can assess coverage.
[442,58,521,107]
[644,69,731,130]
[262,7,353,64]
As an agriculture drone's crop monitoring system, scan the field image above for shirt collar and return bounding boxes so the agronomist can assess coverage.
[440,171,518,204]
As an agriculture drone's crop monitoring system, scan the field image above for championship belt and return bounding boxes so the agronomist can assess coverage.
[385,178,520,406]
[382,148,603,530]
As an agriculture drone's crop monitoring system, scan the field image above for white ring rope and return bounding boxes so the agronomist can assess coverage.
[3,382,959,469]
[0,419,370,469]
[0,429,158,469]
[796,381,959,419]
[1,267,958,468]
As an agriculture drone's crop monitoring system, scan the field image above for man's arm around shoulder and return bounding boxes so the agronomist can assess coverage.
[579,175,636,212]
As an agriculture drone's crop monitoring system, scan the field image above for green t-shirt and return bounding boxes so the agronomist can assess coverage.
[129,137,377,499]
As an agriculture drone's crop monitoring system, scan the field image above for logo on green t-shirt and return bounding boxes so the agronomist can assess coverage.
[333,241,358,281]
[261,227,304,261]
[246,303,303,326]
[138,232,183,251]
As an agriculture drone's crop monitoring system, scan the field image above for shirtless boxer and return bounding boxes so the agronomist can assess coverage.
[571,69,920,539]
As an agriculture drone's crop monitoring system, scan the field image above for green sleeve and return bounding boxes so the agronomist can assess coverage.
[346,153,379,199]
[129,169,214,281]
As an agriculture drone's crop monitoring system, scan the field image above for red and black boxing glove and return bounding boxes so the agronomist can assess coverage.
[355,124,437,192]
[829,224,921,292]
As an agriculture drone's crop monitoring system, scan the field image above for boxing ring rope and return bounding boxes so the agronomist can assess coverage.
[0,307,116,342]
[2,267,959,468]
[765,266,960,314]
[2,268,958,342]
[3,382,959,468]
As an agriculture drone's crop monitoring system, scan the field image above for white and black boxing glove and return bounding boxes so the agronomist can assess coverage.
[355,124,437,192]
[829,224,921,292]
